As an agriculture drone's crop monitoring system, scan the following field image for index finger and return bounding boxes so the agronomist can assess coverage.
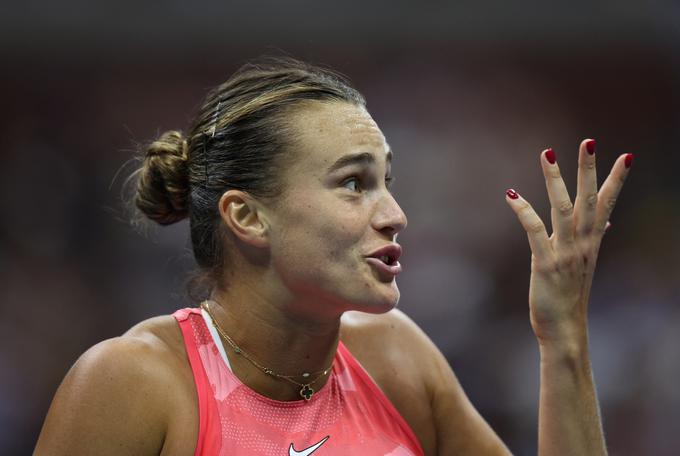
[505,189,553,261]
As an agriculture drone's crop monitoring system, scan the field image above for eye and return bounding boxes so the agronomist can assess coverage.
[342,177,362,193]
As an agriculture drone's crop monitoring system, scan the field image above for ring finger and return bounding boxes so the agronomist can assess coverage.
[574,139,598,236]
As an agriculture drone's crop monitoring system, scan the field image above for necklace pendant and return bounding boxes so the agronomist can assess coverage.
[300,384,314,401]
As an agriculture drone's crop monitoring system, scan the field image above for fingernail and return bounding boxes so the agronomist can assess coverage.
[605,221,612,232]
[544,148,556,164]
[586,139,596,155]
[506,188,519,199]
[625,153,634,169]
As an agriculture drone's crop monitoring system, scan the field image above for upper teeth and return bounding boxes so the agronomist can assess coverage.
[380,255,390,263]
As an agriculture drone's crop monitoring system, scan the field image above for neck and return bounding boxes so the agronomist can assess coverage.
[205,283,342,401]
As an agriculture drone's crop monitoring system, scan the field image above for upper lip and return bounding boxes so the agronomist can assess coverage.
[365,244,402,263]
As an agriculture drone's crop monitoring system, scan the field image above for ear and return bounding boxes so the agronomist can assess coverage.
[218,190,270,249]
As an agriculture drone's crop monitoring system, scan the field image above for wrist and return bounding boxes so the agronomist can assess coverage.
[533,314,588,346]
[539,335,591,372]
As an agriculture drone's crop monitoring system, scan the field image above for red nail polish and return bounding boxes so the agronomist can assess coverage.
[625,153,633,169]
[545,148,556,164]
[586,139,596,155]
[506,188,519,199]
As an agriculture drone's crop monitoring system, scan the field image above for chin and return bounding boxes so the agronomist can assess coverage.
[348,284,400,315]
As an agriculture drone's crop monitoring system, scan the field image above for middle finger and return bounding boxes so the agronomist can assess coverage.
[540,147,575,245]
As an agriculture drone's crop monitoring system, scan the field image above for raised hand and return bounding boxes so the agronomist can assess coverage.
[505,139,633,344]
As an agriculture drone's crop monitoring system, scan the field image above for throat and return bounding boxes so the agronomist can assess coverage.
[200,300,339,402]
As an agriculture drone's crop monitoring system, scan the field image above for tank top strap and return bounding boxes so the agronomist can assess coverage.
[336,341,424,455]
[173,307,223,455]
[173,307,424,456]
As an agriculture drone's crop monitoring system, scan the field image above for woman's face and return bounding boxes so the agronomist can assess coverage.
[267,101,408,317]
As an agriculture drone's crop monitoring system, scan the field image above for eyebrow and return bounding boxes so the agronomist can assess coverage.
[326,148,393,174]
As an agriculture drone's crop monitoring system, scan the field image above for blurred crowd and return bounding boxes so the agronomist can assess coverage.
[1,2,679,454]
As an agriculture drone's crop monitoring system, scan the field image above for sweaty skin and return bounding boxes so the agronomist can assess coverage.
[35,309,508,455]
[504,142,631,455]
[36,101,508,455]
[36,101,626,455]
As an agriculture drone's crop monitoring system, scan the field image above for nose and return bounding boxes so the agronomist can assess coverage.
[372,192,408,238]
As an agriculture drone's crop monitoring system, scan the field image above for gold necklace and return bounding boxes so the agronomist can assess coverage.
[200,300,333,401]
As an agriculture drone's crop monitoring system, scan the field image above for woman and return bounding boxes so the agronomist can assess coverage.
[35,57,632,455]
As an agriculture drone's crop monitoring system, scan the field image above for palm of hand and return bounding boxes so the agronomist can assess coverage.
[506,141,632,344]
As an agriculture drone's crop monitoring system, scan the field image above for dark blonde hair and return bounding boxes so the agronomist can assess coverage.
[129,57,365,298]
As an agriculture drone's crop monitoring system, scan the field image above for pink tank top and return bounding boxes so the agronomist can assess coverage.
[173,308,424,456]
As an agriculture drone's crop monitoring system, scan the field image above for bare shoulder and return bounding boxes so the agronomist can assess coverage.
[35,315,197,456]
[340,308,437,374]
[340,309,438,454]
[125,314,187,359]
[340,309,512,456]
[340,308,442,382]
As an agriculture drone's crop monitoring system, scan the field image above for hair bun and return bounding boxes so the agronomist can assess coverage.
[134,130,190,225]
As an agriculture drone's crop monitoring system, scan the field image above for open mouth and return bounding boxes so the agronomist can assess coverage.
[377,254,395,265]
[365,244,403,278]
[366,244,402,267]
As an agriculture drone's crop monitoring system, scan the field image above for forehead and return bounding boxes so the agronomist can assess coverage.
[287,101,390,173]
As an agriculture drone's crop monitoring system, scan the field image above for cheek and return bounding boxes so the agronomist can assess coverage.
[274,206,366,267]
[306,219,362,261]
[317,210,368,250]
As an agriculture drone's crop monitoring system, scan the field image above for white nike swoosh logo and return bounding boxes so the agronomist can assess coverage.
[288,435,330,456]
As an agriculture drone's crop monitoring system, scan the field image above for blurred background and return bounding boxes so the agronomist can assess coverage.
[2,1,679,454]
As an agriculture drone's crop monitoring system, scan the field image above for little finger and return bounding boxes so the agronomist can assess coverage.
[594,153,633,233]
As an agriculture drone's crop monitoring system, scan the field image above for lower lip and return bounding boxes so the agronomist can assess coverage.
[365,257,402,278]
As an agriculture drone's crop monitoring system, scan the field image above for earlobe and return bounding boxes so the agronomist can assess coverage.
[218,190,269,248]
